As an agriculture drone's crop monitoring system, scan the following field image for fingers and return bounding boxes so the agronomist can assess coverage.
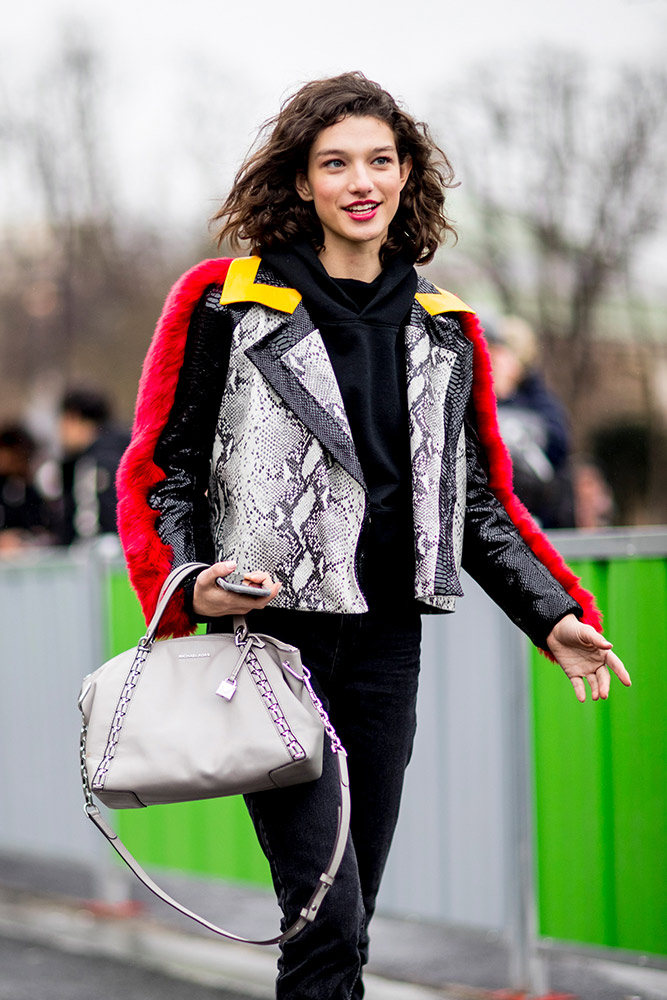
[571,676,587,703]
[597,665,611,700]
[569,652,629,705]
[197,561,237,589]
[241,569,282,604]
[606,649,632,688]
[579,624,613,651]
[192,562,281,616]
[207,563,280,596]
[243,573,282,614]
[209,560,237,580]
[243,570,271,584]
[586,670,600,701]
[243,570,278,594]
[233,592,276,612]
[585,665,612,701]
[555,624,630,705]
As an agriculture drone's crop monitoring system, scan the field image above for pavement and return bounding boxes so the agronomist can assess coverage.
[0,852,666,1000]
[0,934,246,1000]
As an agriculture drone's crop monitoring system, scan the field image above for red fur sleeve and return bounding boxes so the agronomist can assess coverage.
[116,258,232,637]
[459,312,603,655]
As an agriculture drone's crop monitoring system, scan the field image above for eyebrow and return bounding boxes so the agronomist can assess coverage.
[314,145,395,159]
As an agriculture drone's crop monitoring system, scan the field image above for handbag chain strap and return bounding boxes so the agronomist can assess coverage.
[80,563,351,946]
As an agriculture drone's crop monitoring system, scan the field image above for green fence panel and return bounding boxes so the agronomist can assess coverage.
[531,556,667,957]
[103,569,271,887]
[606,558,667,955]
[531,560,614,947]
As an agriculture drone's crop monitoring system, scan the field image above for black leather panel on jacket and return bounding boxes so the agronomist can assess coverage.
[461,411,582,649]
[148,284,232,611]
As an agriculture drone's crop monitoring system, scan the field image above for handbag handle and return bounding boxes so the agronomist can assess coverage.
[145,561,212,642]
[83,561,352,946]
[148,562,250,643]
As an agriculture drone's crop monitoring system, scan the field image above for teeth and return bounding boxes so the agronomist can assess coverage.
[346,204,378,214]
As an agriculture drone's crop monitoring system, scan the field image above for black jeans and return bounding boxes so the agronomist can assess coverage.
[241,605,422,1000]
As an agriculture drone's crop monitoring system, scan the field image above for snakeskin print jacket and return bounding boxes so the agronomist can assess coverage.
[117,257,600,649]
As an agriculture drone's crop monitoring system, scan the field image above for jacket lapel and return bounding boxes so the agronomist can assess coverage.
[222,257,364,485]
[243,312,366,488]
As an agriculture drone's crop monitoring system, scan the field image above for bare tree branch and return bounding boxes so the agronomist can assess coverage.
[434,48,667,412]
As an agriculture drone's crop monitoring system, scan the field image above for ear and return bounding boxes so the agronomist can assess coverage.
[399,155,412,191]
[295,171,314,202]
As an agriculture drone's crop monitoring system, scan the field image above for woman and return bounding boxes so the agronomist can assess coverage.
[117,72,630,1000]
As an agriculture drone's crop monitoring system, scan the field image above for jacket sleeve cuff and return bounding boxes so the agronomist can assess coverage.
[181,573,221,626]
[530,601,583,651]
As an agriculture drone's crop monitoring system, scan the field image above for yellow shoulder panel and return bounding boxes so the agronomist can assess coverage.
[219,256,302,314]
[220,262,470,318]
[415,285,475,316]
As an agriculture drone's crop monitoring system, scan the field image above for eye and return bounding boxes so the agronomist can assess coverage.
[373,156,392,166]
[323,158,344,169]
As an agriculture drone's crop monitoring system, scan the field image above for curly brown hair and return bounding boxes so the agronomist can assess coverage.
[211,72,457,266]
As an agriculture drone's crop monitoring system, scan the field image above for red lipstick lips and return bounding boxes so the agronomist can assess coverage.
[344,201,380,219]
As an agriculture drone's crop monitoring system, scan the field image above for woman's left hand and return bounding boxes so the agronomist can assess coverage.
[546,613,632,703]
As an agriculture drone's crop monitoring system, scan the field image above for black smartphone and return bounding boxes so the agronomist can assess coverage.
[215,576,272,598]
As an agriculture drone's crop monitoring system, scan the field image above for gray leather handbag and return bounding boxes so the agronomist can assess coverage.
[79,561,350,945]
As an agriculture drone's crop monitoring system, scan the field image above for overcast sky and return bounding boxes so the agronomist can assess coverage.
[7,0,666,92]
[3,0,667,228]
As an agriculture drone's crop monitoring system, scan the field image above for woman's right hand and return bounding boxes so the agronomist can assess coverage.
[193,561,282,617]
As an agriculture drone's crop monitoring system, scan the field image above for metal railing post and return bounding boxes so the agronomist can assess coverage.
[502,618,547,996]
[85,537,134,907]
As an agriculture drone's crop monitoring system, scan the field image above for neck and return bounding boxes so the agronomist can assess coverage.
[318,242,383,282]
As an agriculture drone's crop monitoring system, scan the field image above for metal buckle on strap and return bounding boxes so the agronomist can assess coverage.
[300,873,336,922]
[234,623,248,645]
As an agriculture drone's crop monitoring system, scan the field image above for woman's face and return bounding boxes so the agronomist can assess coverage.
[295,115,411,261]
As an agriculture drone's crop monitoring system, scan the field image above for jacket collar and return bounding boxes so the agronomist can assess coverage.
[227,257,476,491]
[415,285,475,317]
[219,256,302,313]
[219,255,475,318]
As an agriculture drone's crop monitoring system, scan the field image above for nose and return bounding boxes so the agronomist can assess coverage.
[348,161,373,194]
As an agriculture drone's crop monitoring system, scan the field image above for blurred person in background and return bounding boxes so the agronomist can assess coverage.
[573,458,615,529]
[57,387,129,544]
[0,423,54,552]
[486,315,575,529]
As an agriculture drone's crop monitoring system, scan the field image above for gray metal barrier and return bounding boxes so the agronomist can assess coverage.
[2,530,664,992]
[0,538,538,982]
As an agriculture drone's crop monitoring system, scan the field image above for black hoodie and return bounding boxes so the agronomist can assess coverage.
[262,243,418,607]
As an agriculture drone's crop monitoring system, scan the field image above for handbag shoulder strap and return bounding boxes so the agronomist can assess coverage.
[84,746,350,946]
[84,559,351,945]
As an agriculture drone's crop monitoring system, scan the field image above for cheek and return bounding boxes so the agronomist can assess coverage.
[389,173,407,201]
[310,179,340,208]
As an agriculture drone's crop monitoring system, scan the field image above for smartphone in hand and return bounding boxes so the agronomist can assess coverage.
[215,575,272,598]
